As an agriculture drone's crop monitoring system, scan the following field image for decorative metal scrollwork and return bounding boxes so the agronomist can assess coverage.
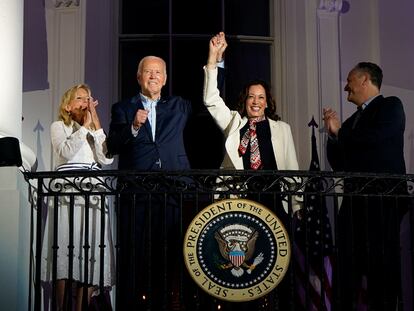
[43,175,116,194]
[24,170,413,209]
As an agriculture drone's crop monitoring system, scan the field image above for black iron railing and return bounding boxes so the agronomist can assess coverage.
[24,170,414,311]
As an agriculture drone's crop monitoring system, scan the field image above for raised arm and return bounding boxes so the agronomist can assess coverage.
[86,97,102,130]
[207,32,227,69]
[204,32,238,131]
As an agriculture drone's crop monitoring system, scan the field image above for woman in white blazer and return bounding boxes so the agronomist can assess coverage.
[203,33,301,310]
[203,33,301,215]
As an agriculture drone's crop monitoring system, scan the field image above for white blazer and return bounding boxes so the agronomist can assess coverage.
[203,66,302,213]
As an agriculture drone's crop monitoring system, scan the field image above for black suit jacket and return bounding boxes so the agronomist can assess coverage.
[327,96,407,309]
[327,95,406,174]
[108,95,192,170]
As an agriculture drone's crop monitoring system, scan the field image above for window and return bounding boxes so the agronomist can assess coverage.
[119,0,273,168]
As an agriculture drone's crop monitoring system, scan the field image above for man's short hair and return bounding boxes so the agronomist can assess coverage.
[354,62,383,90]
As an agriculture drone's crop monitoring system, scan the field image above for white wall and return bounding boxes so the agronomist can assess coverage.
[0,1,35,310]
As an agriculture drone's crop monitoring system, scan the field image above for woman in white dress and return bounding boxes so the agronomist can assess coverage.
[41,84,114,311]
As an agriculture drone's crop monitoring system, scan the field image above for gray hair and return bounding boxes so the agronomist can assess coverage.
[137,56,167,77]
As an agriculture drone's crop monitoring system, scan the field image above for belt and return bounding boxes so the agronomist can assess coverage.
[56,162,101,171]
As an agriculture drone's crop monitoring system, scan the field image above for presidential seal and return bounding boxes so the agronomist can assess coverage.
[183,198,291,302]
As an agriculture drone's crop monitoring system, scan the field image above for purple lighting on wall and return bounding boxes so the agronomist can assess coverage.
[23,0,49,92]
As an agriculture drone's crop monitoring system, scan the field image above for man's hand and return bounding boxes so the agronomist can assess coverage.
[216,32,227,62]
[133,109,148,129]
[207,32,227,69]
[323,107,341,136]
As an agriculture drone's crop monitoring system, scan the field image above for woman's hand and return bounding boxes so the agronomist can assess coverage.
[87,97,102,130]
[207,32,227,69]
[82,110,93,130]
[216,32,227,62]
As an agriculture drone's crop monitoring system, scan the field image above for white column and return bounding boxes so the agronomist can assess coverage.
[0,0,24,139]
[316,0,343,168]
[0,0,37,170]
[0,1,36,310]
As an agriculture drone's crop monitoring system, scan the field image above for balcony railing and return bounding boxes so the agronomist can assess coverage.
[24,170,414,311]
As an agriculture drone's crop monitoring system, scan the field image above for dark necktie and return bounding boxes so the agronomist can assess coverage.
[351,107,363,129]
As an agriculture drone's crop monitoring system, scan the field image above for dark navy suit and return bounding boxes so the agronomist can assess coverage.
[108,69,224,309]
[327,95,405,175]
[327,95,406,310]
[108,95,191,170]
[108,94,192,309]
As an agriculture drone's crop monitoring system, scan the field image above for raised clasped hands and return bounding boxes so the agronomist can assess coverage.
[207,31,227,69]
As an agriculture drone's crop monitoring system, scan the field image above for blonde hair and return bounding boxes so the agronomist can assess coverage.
[58,84,91,126]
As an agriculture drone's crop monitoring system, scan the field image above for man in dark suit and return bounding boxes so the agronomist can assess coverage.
[108,35,227,309]
[108,55,191,171]
[323,62,406,310]
[108,55,190,309]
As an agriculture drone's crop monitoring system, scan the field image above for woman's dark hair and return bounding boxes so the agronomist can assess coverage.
[235,79,280,121]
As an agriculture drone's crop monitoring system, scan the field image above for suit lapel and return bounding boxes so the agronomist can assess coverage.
[225,117,248,168]
[353,95,383,129]
[153,98,169,141]
[269,120,284,169]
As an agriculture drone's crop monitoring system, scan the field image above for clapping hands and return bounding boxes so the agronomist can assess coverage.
[83,97,102,130]
[322,107,341,136]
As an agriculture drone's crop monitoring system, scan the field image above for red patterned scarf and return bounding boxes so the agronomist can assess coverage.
[238,115,266,170]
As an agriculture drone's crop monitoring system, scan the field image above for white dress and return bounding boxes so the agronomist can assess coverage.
[41,120,115,287]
